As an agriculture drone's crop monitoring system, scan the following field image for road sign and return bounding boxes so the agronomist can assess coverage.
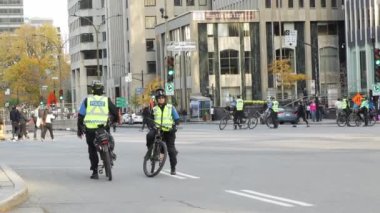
[136,87,144,95]
[165,82,174,96]
[373,83,380,96]
[284,30,297,47]
[116,97,126,108]
[167,41,196,52]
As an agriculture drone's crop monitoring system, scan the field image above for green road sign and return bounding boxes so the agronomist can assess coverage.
[165,82,174,96]
[116,97,126,108]
[373,83,380,96]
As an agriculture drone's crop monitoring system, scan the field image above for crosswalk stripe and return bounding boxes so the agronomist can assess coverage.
[164,170,200,179]
[241,190,314,207]
[225,190,294,207]
[160,171,186,179]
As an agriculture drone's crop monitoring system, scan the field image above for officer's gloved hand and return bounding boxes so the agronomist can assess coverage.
[170,125,177,133]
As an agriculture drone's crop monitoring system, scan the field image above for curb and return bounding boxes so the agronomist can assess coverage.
[0,165,28,212]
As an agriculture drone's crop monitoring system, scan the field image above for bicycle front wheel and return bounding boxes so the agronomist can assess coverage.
[248,117,258,129]
[266,118,275,129]
[143,141,168,177]
[336,114,346,127]
[219,117,229,130]
[368,115,377,126]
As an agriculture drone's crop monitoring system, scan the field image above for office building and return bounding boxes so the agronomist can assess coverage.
[0,0,24,32]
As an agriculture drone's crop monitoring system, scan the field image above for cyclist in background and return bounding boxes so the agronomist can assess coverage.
[146,88,180,175]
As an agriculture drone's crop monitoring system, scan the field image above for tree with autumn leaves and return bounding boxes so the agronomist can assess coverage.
[268,59,307,100]
[0,24,70,106]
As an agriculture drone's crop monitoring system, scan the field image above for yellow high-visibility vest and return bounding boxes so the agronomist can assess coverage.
[236,99,244,111]
[153,104,174,132]
[84,95,109,129]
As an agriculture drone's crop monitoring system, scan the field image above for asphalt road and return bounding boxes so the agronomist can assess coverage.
[1,123,380,213]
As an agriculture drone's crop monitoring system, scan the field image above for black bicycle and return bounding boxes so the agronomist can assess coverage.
[143,123,169,177]
[94,125,114,181]
[219,110,256,130]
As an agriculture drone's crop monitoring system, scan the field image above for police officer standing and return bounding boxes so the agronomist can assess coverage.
[146,88,180,175]
[359,97,369,126]
[234,95,244,129]
[268,96,279,128]
[77,81,119,179]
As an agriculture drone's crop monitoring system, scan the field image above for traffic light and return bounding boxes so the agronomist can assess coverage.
[167,56,175,82]
[374,48,380,82]
[59,89,63,100]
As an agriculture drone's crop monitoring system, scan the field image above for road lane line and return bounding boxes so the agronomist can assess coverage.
[241,190,314,207]
[164,170,200,179]
[160,171,186,179]
[225,190,294,207]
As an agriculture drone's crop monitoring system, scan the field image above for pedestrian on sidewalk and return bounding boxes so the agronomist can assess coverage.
[141,104,150,131]
[294,101,309,127]
[9,106,20,141]
[18,108,29,140]
[41,108,55,142]
[310,100,317,122]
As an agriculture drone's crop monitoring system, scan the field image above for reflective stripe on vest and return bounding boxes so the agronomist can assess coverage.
[341,99,348,109]
[153,104,174,132]
[84,95,109,129]
[236,99,244,111]
[360,100,369,109]
[272,101,279,112]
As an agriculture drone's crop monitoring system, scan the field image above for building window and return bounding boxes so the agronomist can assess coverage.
[276,0,282,8]
[208,52,214,75]
[80,17,93,26]
[318,23,337,35]
[220,49,239,75]
[199,0,207,6]
[265,0,271,8]
[332,0,337,8]
[82,50,97,59]
[218,23,239,37]
[126,0,128,8]
[299,0,304,8]
[146,39,155,51]
[80,33,93,43]
[321,0,326,8]
[186,0,194,6]
[359,51,367,91]
[244,52,251,74]
[144,0,155,6]
[174,0,182,6]
[79,0,92,9]
[147,61,156,73]
[102,32,106,41]
[145,16,156,29]
[288,0,293,8]
[310,0,315,8]
[101,0,105,8]
[320,47,339,95]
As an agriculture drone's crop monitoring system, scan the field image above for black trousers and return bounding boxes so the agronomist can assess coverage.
[297,114,309,125]
[233,111,244,125]
[146,129,177,169]
[270,109,278,128]
[85,130,98,171]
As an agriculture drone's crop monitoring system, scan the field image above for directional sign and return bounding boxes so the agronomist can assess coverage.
[167,41,197,52]
[165,82,174,96]
[284,30,297,47]
[373,83,380,96]
[116,97,126,108]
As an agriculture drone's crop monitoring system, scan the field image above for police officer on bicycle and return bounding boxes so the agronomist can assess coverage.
[146,88,180,175]
[77,80,119,179]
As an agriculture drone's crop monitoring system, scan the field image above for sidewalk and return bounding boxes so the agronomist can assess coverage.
[0,165,28,212]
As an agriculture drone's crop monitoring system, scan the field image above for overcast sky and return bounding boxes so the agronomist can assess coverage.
[24,0,69,39]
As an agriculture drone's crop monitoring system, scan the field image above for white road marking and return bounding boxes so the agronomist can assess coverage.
[225,190,294,207]
[164,170,200,179]
[160,171,186,179]
[241,190,314,207]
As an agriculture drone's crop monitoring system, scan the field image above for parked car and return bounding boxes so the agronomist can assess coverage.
[122,113,143,124]
[277,107,299,124]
